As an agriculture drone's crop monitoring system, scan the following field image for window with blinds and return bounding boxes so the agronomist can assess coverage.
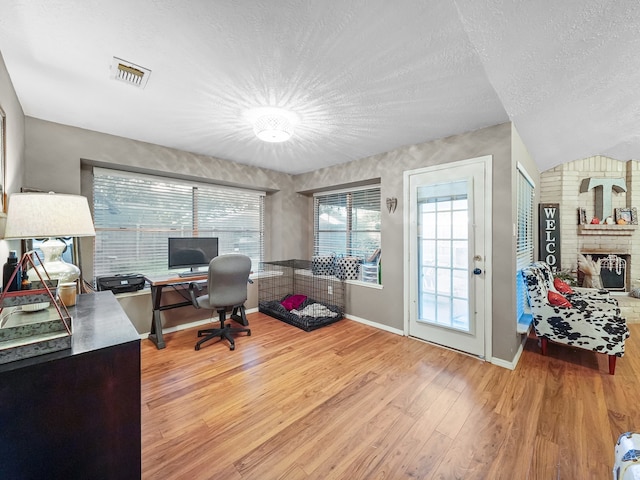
[516,164,535,323]
[314,186,381,260]
[92,168,264,278]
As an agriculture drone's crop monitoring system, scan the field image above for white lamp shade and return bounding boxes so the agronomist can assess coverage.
[3,192,96,239]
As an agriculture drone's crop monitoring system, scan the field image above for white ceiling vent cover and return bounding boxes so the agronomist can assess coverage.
[110,57,151,89]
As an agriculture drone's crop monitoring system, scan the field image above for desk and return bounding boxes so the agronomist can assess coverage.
[0,292,141,478]
[145,273,207,349]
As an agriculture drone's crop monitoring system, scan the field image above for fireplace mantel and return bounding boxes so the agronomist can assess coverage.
[578,224,637,236]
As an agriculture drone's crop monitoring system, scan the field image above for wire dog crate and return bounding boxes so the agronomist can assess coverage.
[258,260,345,331]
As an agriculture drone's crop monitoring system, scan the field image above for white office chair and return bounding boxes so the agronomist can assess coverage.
[189,254,252,351]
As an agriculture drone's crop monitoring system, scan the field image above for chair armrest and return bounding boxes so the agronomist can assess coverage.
[565,295,621,315]
[572,286,610,296]
[188,282,203,308]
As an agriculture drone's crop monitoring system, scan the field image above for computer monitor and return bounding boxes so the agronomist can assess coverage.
[168,237,218,275]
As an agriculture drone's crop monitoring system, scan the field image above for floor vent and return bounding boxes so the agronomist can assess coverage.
[110,57,150,89]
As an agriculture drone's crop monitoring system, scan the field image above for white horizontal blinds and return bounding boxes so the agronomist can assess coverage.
[93,168,264,278]
[195,186,264,272]
[351,188,382,259]
[315,192,348,256]
[314,186,381,259]
[93,170,192,278]
[516,165,535,320]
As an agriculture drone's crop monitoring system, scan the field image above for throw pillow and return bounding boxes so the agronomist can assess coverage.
[548,291,573,308]
[312,254,336,276]
[553,277,574,295]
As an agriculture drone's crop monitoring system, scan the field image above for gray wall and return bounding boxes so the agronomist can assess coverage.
[25,117,307,259]
[295,122,524,362]
[0,52,26,263]
[22,116,530,364]
[23,117,307,334]
[510,124,540,355]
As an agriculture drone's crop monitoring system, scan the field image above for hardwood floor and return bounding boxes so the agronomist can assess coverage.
[141,313,640,479]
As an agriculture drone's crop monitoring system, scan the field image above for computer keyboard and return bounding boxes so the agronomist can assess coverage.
[178,271,205,278]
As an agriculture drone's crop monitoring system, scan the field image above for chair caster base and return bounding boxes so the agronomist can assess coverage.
[194,305,250,351]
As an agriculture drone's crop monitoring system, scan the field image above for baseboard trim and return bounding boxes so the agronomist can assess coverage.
[139,307,259,340]
[344,314,404,336]
[143,308,532,370]
[491,340,525,370]
[144,308,527,371]
[342,313,527,371]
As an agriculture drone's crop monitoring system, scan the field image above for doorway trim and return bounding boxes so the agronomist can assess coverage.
[403,155,493,361]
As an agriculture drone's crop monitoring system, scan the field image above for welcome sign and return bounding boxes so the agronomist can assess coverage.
[539,203,560,268]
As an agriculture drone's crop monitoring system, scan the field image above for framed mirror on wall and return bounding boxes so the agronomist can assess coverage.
[0,104,5,214]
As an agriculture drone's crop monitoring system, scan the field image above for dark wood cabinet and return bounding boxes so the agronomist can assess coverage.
[0,291,141,479]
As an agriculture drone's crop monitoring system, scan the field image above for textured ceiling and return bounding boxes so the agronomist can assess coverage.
[0,0,638,174]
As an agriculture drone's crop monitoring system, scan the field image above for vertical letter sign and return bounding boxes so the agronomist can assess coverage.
[539,203,560,268]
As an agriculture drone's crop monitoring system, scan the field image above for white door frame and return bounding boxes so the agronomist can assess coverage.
[403,155,493,360]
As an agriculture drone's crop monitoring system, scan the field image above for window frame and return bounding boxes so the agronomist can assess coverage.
[92,167,265,280]
[516,163,535,327]
[313,185,381,261]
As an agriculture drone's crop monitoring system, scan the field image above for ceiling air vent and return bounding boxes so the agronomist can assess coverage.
[110,57,151,89]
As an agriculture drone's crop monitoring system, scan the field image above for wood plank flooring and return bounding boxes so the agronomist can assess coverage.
[141,313,640,479]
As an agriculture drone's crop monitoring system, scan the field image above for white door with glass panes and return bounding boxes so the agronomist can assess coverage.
[405,156,491,359]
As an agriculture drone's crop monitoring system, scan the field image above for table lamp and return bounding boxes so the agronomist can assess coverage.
[3,192,96,283]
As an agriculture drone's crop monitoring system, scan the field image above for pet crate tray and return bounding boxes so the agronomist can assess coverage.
[259,297,343,331]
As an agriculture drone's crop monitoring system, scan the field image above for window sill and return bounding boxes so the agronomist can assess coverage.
[517,313,532,334]
[249,270,281,280]
[108,272,273,297]
[108,272,383,299]
[251,269,382,288]
[346,279,383,289]
[111,288,150,299]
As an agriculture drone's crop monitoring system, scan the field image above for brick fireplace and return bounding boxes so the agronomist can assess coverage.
[540,156,640,291]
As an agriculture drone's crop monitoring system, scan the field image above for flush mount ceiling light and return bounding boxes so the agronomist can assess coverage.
[253,114,293,143]
[248,107,298,143]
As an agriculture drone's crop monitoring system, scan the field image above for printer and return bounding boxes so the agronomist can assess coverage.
[96,274,146,294]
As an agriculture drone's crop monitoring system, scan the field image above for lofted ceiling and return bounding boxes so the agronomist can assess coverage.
[0,0,639,175]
